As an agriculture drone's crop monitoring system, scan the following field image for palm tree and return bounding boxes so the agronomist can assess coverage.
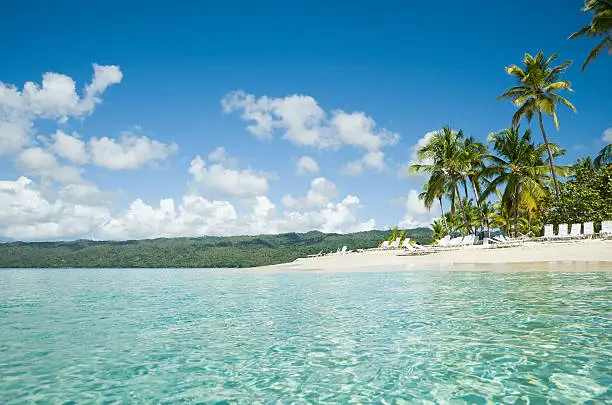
[569,0,612,71]
[410,127,472,232]
[482,126,566,237]
[497,51,576,200]
[479,200,495,238]
[418,183,448,228]
[595,143,612,167]
[431,219,446,240]
[462,136,489,232]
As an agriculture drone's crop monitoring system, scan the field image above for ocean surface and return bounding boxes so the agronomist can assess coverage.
[0,268,611,404]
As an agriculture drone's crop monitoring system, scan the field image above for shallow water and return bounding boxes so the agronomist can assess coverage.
[0,268,611,404]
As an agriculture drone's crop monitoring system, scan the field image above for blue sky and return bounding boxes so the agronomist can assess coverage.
[0,0,610,240]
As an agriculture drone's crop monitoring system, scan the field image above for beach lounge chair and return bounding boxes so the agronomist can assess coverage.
[400,243,433,255]
[601,221,612,237]
[307,250,324,257]
[583,222,594,238]
[570,223,582,238]
[340,246,348,254]
[378,240,390,250]
[388,237,401,249]
[435,235,451,246]
[558,224,569,238]
[400,238,411,248]
[544,224,554,239]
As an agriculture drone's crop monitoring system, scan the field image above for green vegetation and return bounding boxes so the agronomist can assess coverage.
[570,0,612,70]
[411,4,611,239]
[0,229,433,268]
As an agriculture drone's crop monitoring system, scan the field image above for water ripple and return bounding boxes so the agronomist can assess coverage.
[0,269,611,403]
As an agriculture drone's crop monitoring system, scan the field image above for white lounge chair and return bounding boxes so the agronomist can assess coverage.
[544,224,554,239]
[378,240,390,250]
[601,221,612,237]
[583,222,594,238]
[400,238,411,248]
[388,237,401,249]
[307,250,324,257]
[558,224,569,238]
[435,235,451,246]
[570,223,582,238]
[401,243,433,255]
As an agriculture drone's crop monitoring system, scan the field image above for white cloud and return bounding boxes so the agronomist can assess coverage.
[50,130,89,164]
[398,189,438,229]
[282,177,338,210]
[222,90,399,152]
[342,151,386,176]
[602,128,612,143]
[15,148,82,183]
[0,119,31,155]
[0,177,110,241]
[0,63,122,124]
[296,155,320,175]
[89,133,178,170]
[330,111,399,151]
[0,64,122,157]
[188,152,270,198]
[0,175,375,241]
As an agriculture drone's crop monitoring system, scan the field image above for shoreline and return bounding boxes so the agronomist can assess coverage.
[249,238,612,273]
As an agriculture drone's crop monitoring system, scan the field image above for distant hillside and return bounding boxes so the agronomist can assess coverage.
[0,228,433,268]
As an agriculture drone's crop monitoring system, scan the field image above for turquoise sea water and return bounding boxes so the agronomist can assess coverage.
[0,268,611,404]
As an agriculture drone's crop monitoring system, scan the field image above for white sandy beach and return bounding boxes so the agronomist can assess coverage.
[255,238,612,273]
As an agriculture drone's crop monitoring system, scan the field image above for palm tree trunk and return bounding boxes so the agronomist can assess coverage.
[470,176,484,236]
[513,185,519,238]
[454,183,471,235]
[538,111,561,200]
[438,196,447,230]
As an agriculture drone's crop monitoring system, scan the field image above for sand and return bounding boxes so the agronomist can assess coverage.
[253,238,612,273]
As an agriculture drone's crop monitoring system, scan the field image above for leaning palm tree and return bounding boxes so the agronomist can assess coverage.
[594,143,612,167]
[497,51,576,200]
[482,126,567,237]
[410,127,472,233]
[569,0,612,71]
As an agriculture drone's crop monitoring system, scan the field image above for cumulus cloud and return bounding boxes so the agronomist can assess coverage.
[15,147,82,183]
[0,63,122,124]
[603,128,612,143]
[188,152,270,198]
[0,64,122,156]
[221,90,399,152]
[296,155,320,175]
[0,175,375,241]
[342,151,386,176]
[89,133,178,170]
[0,119,31,155]
[398,189,438,229]
[0,177,110,241]
[50,130,89,164]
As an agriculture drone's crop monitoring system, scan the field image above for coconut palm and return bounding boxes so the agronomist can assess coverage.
[594,143,612,167]
[497,51,576,200]
[410,127,472,232]
[479,200,496,238]
[431,219,446,240]
[482,126,567,237]
[462,136,489,231]
[569,0,612,71]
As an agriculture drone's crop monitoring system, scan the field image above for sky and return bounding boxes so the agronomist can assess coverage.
[0,0,610,241]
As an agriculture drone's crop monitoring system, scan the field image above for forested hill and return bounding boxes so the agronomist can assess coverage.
[0,228,433,268]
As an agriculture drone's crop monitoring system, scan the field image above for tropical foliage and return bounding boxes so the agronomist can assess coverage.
[570,0,612,70]
[546,164,612,226]
[0,229,434,268]
[497,51,576,200]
